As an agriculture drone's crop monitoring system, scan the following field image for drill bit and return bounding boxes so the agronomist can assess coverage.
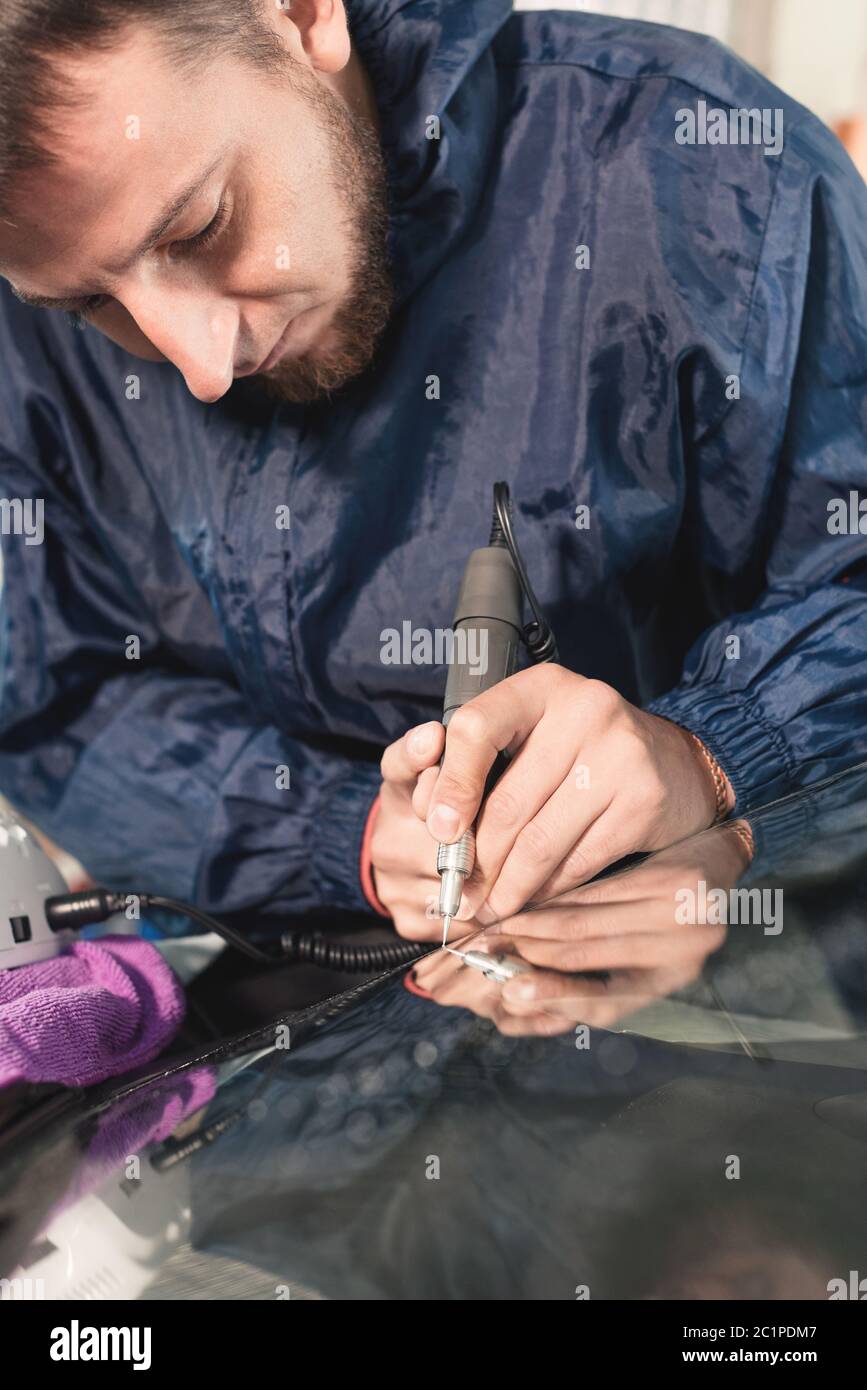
[441,913,452,947]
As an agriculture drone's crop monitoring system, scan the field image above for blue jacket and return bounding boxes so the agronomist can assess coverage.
[0,0,865,919]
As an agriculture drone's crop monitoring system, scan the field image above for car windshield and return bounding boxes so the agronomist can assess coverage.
[2,762,867,1300]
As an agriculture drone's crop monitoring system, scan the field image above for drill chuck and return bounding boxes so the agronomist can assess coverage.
[437,828,476,919]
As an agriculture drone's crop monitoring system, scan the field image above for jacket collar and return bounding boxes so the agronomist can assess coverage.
[344,0,513,303]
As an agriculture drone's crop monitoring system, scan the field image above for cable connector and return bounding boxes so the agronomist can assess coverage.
[44,888,127,932]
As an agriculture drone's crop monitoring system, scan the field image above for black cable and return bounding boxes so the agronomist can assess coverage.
[44,887,430,973]
[280,931,429,971]
[492,482,560,664]
[145,895,273,964]
[44,888,274,964]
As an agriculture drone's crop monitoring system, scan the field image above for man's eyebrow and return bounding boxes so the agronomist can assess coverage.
[8,149,229,308]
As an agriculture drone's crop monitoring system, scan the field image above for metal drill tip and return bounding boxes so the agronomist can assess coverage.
[441,914,452,947]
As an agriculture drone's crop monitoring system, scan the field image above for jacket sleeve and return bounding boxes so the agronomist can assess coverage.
[646,121,867,823]
[0,446,381,918]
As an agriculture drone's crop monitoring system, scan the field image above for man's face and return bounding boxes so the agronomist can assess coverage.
[0,14,393,404]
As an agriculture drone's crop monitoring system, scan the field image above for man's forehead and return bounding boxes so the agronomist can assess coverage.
[0,30,238,295]
[38,25,218,155]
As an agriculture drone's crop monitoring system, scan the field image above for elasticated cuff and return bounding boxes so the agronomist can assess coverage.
[310,761,384,915]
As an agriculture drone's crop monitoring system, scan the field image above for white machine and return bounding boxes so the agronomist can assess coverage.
[0,804,71,969]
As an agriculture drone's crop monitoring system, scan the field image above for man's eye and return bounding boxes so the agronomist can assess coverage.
[172,196,230,258]
[61,195,231,327]
[65,295,110,329]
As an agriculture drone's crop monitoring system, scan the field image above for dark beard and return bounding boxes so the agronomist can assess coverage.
[259,72,394,404]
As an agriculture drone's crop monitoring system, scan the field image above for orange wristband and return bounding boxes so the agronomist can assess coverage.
[731,819,756,864]
[687,731,732,824]
[359,792,392,918]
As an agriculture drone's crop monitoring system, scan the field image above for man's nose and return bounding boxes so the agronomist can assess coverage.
[121,284,239,403]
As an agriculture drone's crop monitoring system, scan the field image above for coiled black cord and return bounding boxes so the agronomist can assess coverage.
[44,888,430,973]
[280,932,428,971]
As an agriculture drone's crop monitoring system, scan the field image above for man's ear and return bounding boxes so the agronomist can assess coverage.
[274,0,351,75]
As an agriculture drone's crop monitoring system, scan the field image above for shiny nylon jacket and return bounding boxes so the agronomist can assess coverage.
[0,0,865,919]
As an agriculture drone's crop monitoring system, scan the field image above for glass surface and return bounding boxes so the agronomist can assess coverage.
[2,763,867,1300]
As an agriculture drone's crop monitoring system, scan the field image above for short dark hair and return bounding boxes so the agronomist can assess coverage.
[0,1,289,211]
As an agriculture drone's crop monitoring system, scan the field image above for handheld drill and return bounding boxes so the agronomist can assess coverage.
[437,483,558,942]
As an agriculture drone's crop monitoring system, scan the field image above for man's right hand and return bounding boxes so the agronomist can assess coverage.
[371,720,478,940]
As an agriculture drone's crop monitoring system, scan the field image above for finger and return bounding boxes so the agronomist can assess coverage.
[422,969,503,1019]
[370,800,445,876]
[528,859,672,911]
[465,728,603,910]
[380,721,445,788]
[553,966,694,1028]
[392,914,443,943]
[532,854,734,914]
[491,1008,576,1037]
[499,968,614,1025]
[414,935,528,1003]
[534,861,647,907]
[505,925,725,975]
[537,844,746,914]
[425,667,564,843]
[492,898,661,942]
[533,804,646,904]
[412,947,466,991]
[482,786,633,922]
[411,764,441,820]
[391,892,455,942]
[499,964,650,1026]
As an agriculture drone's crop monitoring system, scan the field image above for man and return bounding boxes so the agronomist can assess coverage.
[0,2,864,1006]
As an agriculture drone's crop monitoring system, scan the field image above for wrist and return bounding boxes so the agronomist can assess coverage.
[659,716,735,827]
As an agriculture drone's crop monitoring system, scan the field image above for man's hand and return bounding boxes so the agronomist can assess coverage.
[370,718,477,939]
[416,665,733,924]
[412,823,750,1032]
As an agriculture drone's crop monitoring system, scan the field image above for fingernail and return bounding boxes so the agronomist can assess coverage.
[475,902,497,925]
[408,724,433,755]
[429,804,460,839]
[503,979,536,1003]
[456,894,474,920]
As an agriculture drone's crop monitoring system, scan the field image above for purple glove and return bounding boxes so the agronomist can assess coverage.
[0,936,186,1088]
